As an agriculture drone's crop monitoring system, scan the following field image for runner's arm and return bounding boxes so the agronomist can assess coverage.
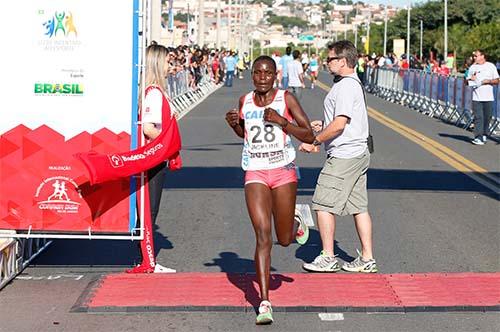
[264,92,314,143]
[225,95,245,138]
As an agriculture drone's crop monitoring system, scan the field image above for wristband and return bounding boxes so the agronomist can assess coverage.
[312,138,322,146]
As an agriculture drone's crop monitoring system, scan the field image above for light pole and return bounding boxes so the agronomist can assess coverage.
[354,5,358,48]
[444,0,448,59]
[406,1,411,63]
[365,13,371,54]
[227,0,231,48]
[344,11,348,39]
[383,5,387,56]
[198,0,205,46]
[420,20,423,60]
[354,24,358,48]
[216,0,221,49]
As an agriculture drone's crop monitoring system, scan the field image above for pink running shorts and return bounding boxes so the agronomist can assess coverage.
[244,164,298,189]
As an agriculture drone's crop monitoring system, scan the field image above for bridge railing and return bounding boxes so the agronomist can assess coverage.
[366,67,500,137]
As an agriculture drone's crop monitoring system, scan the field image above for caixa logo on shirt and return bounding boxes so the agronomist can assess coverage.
[34,83,84,96]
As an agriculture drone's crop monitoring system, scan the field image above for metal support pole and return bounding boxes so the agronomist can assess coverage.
[444,0,448,59]
[344,12,348,40]
[406,2,411,63]
[239,0,243,52]
[420,20,423,60]
[216,0,221,49]
[383,5,387,56]
[227,0,231,48]
[250,38,254,61]
[243,0,248,53]
[366,14,371,54]
[198,0,205,46]
[354,24,358,48]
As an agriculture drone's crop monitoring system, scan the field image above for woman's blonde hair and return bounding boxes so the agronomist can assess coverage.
[145,44,169,93]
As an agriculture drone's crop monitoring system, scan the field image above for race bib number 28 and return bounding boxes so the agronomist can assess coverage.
[246,120,285,153]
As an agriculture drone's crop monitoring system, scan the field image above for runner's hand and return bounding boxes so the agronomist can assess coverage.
[310,120,323,133]
[225,109,240,128]
[299,143,319,153]
[263,108,287,127]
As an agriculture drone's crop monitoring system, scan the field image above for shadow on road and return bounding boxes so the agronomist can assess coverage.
[205,251,294,311]
[438,133,475,143]
[295,230,355,264]
[31,224,173,267]
[166,166,499,200]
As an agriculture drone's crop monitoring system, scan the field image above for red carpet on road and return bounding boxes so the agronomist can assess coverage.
[73,272,500,313]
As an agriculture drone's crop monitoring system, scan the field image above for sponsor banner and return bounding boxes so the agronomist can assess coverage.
[0,0,140,237]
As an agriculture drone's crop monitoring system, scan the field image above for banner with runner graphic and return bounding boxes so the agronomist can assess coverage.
[0,0,142,238]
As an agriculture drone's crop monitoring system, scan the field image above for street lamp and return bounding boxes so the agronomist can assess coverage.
[342,10,350,40]
[365,13,371,54]
[216,0,221,49]
[444,0,448,60]
[198,0,205,46]
[383,5,387,56]
[406,1,411,63]
[354,23,358,48]
[420,19,423,60]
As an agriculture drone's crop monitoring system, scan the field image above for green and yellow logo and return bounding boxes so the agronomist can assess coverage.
[34,83,84,95]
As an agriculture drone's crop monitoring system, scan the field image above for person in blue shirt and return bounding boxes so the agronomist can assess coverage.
[224,51,237,87]
[279,47,293,89]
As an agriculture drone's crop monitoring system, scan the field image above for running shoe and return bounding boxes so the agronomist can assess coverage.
[295,208,309,245]
[302,251,341,272]
[255,300,273,325]
[342,249,378,273]
[471,137,485,145]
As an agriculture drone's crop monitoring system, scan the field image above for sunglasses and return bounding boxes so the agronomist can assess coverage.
[327,56,342,63]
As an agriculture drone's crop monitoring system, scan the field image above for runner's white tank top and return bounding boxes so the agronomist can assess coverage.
[239,89,296,170]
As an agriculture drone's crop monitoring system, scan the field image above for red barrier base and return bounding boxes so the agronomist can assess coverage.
[72,272,500,313]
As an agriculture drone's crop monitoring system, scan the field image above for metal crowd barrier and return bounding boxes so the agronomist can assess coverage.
[366,67,500,136]
[1,233,51,290]
[166,66,220,118]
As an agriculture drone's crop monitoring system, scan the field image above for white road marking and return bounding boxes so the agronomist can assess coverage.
[319,313,344,321]
[15,274,84,281]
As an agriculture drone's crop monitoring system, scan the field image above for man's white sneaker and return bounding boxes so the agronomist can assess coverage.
[342,250,378,273]
[471,137,485,145]
[303,251,341,272]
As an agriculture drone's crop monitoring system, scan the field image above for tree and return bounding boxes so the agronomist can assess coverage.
[363,0,499,65]
[174,13,194,23]
[250,0,273,6]
[267,15,309,29]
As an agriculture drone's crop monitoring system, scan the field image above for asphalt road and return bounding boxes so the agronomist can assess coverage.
[1,71,499,332]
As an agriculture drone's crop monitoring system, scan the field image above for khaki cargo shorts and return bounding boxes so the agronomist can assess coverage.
[311,149,369,216]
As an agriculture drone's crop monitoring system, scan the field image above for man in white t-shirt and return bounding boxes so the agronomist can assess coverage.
[299,40,377,274]
[466,49,499,145]
[287,50,305,100]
